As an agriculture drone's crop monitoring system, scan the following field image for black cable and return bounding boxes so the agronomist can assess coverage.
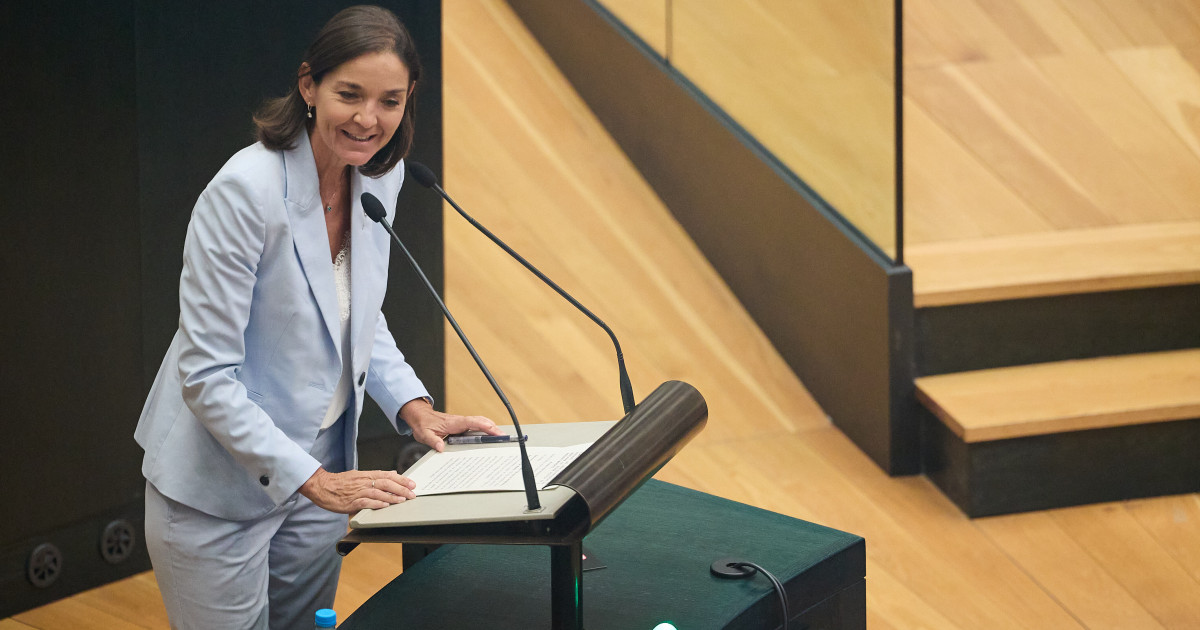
[710,558,790,629]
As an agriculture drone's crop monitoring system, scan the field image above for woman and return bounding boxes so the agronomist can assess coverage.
[134,6,500,628]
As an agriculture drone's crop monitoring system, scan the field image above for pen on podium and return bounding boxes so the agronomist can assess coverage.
[445,434,530,445]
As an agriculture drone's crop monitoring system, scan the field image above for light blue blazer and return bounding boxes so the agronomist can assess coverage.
[135,132,430,521]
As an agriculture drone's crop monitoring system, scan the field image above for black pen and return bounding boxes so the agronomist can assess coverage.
[445,434,529,445]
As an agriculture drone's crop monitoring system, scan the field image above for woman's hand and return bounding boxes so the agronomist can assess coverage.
[399,398,503,452]
[299,468,416,514]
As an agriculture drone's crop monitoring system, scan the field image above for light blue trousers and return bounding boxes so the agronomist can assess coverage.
[145,415,350,629]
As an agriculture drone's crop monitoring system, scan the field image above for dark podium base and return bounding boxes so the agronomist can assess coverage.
[342,480,865,629]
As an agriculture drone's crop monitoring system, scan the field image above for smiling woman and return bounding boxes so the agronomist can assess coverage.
[298,49,414,262]
[132,5,501,629]
[300,52,413,176]
[253,5,421,178]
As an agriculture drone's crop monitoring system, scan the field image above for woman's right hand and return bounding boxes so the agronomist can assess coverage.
[298,467,417,514]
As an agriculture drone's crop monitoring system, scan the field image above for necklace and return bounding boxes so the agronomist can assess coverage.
[322,187,337,213]
[319,165,348,214]
[322,184,339,214]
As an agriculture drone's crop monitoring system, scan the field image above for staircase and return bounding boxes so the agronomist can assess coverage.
[907,223,1200,516]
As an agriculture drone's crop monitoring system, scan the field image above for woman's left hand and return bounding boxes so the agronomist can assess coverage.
[399,398,503,452]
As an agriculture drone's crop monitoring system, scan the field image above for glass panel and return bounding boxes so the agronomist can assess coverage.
[597,0,898,260]
[670,0,896,259]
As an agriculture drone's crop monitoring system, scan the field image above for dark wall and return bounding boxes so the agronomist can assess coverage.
[0,0,443,615]
[1,0,144,552]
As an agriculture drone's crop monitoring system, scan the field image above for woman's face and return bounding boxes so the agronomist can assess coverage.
[300,51,412,170]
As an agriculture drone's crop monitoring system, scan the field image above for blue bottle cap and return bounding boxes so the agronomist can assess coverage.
[315,608,337,628]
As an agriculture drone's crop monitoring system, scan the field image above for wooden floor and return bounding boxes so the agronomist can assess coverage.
[905,0,1200,245]
[7,2,1200,628]
[903,0,1200,309]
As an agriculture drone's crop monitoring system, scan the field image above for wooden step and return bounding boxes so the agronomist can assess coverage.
[907,222,1200,308]
[916,349,1200,443]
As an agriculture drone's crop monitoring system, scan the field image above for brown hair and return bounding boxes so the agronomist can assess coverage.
[253,5,421,177]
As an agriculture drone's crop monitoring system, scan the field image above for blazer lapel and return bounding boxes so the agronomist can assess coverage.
[283,132,341,355]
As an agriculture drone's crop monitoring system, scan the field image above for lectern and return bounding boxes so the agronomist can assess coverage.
[337,380,708,629]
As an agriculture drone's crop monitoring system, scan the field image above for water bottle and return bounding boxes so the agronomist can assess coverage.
[315,608,337,628]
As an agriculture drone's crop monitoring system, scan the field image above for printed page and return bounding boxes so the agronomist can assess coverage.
[405,444,592,496]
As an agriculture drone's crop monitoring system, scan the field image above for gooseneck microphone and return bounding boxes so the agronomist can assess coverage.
[406,161,637,415]
[362,192,541,512]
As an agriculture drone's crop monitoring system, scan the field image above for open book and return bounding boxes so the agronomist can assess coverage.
[351,422,616,529]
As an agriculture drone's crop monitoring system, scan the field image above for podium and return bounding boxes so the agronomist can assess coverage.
[338,381,867,628]
[338,381,710,629]
[340,480,866,628]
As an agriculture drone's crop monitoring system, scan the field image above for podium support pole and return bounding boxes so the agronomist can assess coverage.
[550,541,584,629]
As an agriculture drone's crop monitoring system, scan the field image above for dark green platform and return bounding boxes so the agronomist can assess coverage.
[341,480,865,629]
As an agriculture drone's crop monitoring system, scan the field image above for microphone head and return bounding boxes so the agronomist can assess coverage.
[361,192,387,223]
[406,161,439,189]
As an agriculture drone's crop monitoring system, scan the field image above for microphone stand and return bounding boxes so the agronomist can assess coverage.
[407,161,636,415]
[362,193,542,512]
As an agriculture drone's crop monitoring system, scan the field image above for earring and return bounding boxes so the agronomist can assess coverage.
[307,104,313,119]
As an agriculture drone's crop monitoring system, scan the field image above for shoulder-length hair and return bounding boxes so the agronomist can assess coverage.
[253,5,421,178]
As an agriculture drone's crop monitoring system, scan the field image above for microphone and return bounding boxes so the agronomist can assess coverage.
[362,192,542,512]
[406,161,637,415]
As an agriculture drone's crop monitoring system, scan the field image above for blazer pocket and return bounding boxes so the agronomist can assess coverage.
[245,388,265,404]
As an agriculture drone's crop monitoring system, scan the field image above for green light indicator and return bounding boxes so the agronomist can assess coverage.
[652,624,678,630]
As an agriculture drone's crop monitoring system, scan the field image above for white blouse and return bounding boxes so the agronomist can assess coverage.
[320,231,353,429]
